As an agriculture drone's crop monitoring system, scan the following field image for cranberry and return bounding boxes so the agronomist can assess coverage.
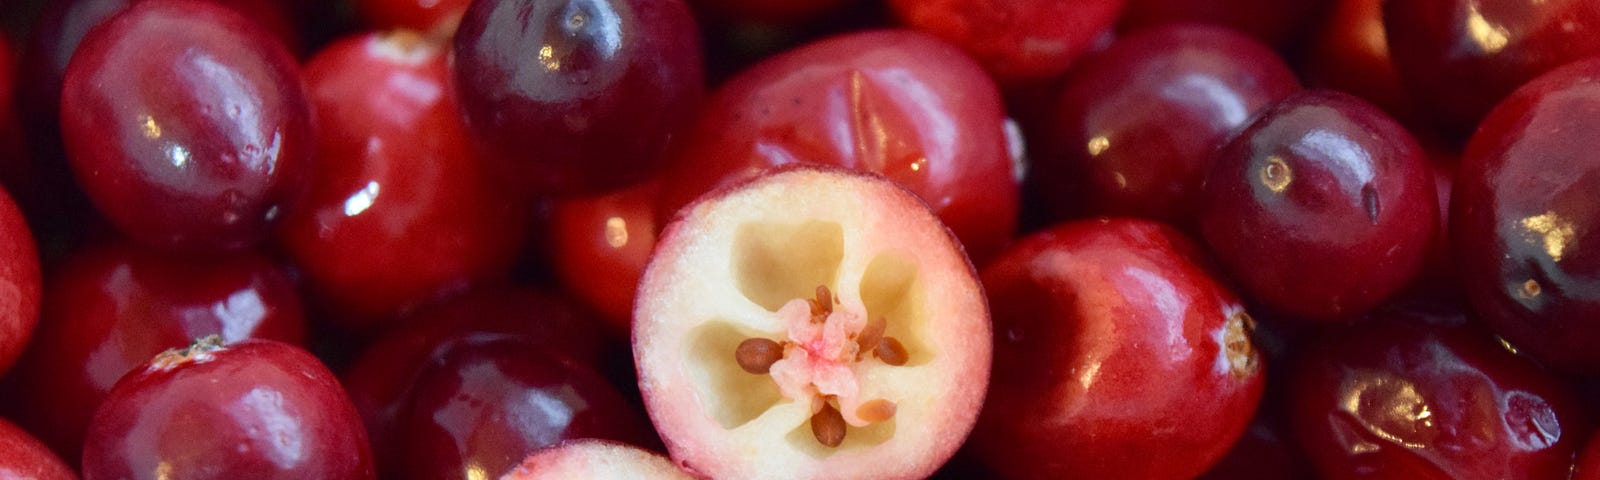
[1302,0,1419,128]
[548,179,658,333]
[353,0,470,35]
[59,0,313,253]
[1288,305,1589,479]
[690,0,852,25]
[1200,90,1437,321]
[887,0,1124,86]
[1033,24,1300,229]
[7,240,305,459]
[1452,58,1600,372]
[0,418,73,480]
[452,0,704,194]
[656,30,1018,263]
[972,218,1264,479]
[0,186,39,377]
[82,338,374,479]
[1119,0,1329,49]
[279,31,526,329]
[396,337,655,479]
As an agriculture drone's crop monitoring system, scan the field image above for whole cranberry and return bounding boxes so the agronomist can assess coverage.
[887,0,1124,85]
[1289,306,1589,479]
[0,186,39,377]
[1384,0,1600,136]
[548,179,658,333]
[59,0,313,253]
[452,0,703,194]
[1200,90,1437,321]
[279,31,526,329]
[972,218,1264,479]
[1034,24,1300,229]
[82,338,374,479]
[1452,58,1600,372]
[8,240,306,459]
[1119,0,1328,49]
[657,30,1017,263]
[1302,0,1419,128]
[0,418,74,480]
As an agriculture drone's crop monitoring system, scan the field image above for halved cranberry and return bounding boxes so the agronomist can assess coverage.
[0,418,73,480]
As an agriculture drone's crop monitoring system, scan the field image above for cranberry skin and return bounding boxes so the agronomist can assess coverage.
[1120,0,1328,49]
[1452,58,1600,372]
[452,0,703,194]
[690,0,851,24]
[1578,432,1600,480]
[8,240,306,459]
[658,30,1017,263]
[1288,311,1588,479]
[548,179,657,333]
[0,418,74,480]
[1303,0,1417,126]
[0,187,39,377]
[397,337,654,480]
[82,339,374,479]
[1200,90,1437,321]
[59,0,313,253]
[1384,0,1600,136]
[1035,24,1300,228]
[354,0,470,34]
[972,219,1265,480]
[887,0,1124,85]
[280,32,526,329]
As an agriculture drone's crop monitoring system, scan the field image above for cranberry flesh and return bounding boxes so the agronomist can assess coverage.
[452,0,703,194]
[1119,0,1328,49]
[0,418,73,480]
[82,338,374,479]
[1288,307,1588,479]
[887,0,1124,85]
[1384,0,1600,136]
[0,186,39,376]
[548,179,658,333]
[656,30,1017,263]
[59,0,313,253]
[1451,58,1600,372]
[8,240,306,459]
[396,337,655,480]
[1034,24,1300,228]
[1200,90,1437,321]
[972,218,1264,480]
[279,31,526,329]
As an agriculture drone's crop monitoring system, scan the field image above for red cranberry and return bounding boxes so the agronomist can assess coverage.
[887,0,1124,85]
[972,218,1264,479]
[59,0,313,253]
[452,0,704,194]
[0,186,39,377]
[1034,24,1300,229]
[1199,90,1437,321]
[82,338,374,479]
[279,31,526,329]
[1302,0,1420,128]
[8,240,305,459]
[657,30,1018,263]
[1578,431,1600,480]
[1452,58,1600,372]
[1288,305,1589,479]
[0,418,73,480]
[1119,0,1329,49]
[548,179,658,333]
[353,0,470,35]
[396,337,655,479]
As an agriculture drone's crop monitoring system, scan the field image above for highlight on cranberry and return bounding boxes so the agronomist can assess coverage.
[634,165,990,479]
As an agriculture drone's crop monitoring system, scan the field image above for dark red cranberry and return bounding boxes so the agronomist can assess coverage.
[354,0,470,35]
[656,30,1017,263]
[82,338,374,479]
[396,337,655,480]
[1578,431,1600,480]
[1384,0,1600,136]
[0,418,74,480]
[59,0,313,253]
[690,0,852,25]
[1119,0,1328,49]
[1288,305,1589,479]
[452,0,703,194]
[1302,0,1419,128]
[1451,58,1600,372]
[548,179,658,333]
[972,218,1264,480]
[1033,24,1300,228]
[8,240,305,459]
[887,0,1124,85]
[1199,90,1437,321]
[0,186,39,377]
[279,31,526,330]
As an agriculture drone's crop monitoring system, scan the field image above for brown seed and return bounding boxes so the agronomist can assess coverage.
[875,337,908,366]
[811,402,847,447]
[856,399,897,424]
[856,317,887,358]
[735,338,784,374]
[809,285,834,322]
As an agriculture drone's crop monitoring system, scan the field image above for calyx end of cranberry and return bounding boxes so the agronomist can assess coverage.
[148,335,227,371]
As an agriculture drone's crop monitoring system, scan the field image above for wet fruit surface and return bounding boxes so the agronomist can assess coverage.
[888,0,1125,85]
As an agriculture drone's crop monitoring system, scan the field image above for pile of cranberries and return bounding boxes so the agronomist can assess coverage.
[0,0,1597,478]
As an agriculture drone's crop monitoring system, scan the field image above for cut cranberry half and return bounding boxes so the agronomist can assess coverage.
[502,439,691,479]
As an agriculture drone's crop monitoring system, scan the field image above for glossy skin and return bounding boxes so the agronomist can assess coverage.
[690,0,852,24]
[82,339,374,479]
[1452,58,1600,372]
[340,287,609,480]
[0,418,73,480]
[8,241,306,459]
[1385,0,1600,136]
[59,0,313,253]
[1119,0,1328,49]
[452,0,703,194]
[1578,432,1600,480]
[1289,309,1588,479]
[397,337,655,480]
[972,219,1264,480]
[549,179,657,333]
[1035,24,1300,229]
[887,0,1124,85]
[1303,0,1417,127]
[0,187,39,377]
[657,30,1017,263]
[280,31,526,329]
[354,0,470,35]
[1200,90,1437,321]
